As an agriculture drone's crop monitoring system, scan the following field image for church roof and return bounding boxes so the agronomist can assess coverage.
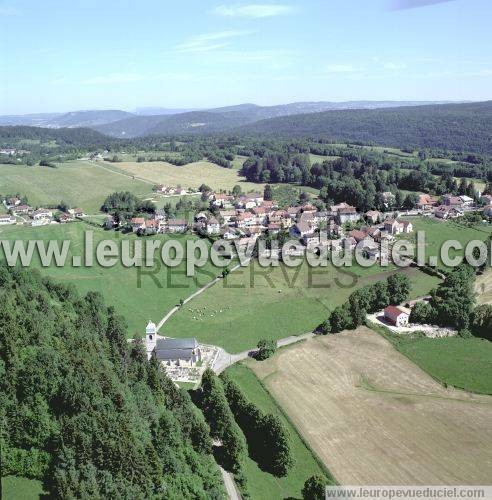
[154,337,199,361]
[155,338,198,350]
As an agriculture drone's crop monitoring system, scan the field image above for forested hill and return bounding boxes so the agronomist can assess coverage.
[0,125,117,148]
[0,266,224,498]
[236,101,492,154]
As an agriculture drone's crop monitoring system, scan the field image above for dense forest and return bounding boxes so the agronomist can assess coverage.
[0,266,225,498]
[237,101,492,154]
[0,126,114,148]
[240,146,491,210]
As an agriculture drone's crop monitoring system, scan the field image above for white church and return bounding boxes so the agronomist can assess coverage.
[145,321,202,367]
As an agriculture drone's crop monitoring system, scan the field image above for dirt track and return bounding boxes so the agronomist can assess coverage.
[247,327,492,485]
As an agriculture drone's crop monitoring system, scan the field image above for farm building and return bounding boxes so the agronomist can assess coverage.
[384,306,410,327]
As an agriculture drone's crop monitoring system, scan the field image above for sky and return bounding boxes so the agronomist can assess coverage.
[1,0,491,114]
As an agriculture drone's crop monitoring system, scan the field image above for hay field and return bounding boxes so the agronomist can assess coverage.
[476,268,492,304]
[247,327,492,485]
[101,160,263,192]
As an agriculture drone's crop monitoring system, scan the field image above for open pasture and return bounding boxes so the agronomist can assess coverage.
[2,476,44,500]
[164,260,440,353]
[397,336,492,394]
[101,159,263,192]
[246,327,492,485]
[0,160,152,213]
[399,216,491,271]
[0,223,221,336]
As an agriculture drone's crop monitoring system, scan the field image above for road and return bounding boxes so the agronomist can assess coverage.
[212,332,315,374]
[220,467,241,500]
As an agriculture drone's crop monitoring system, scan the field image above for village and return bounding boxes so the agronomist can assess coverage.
[121,185,492,262]
[4,184,491,262]
[0,196,87,226]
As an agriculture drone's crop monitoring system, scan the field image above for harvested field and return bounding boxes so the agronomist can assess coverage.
[476,268,492,304]
[247,327,492,485]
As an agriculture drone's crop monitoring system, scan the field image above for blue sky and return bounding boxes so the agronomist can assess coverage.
[1,0,491,113]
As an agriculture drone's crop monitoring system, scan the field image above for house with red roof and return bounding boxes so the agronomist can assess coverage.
[384,306,410,327]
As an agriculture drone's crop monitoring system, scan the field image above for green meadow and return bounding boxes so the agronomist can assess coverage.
[225,363,333,499]
[101,159,264,193]
[399,217,492,271]
[372,322,492,395]
[0,161,153,213]
[0,223,221,337]
[164,259,441,353]
[399,337,492,395]
[1,476,44,500]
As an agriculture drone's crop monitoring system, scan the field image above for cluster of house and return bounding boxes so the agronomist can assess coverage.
[417,193,488,219]
[0,148,30,155]
[153,185,191,196]
[127,209,189,234]
[1,197,86,226]
[192,194,414,260]
[119,187,492,246]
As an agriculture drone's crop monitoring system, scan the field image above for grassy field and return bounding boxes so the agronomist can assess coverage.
[395,336,492,394]
[0,161,152,213]
[0,218,440,352]
[164,259,441,353]
[2,476,44,499]
[101,159,319,201]
[225,363,332,499]
[399,217,492,271]
[246,327,492,485]
[100,159,263,192]
[0,223,221,337]
[231,154,248,169]
[309,153,340,163]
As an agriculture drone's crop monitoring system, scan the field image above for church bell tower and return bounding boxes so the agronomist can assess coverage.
[145,320,157,360]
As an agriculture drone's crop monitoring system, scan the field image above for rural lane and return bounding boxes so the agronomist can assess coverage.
[220,467,241,500]
[212,332,315,374]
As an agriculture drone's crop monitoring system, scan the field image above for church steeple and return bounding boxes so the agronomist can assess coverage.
[145,320,157,359]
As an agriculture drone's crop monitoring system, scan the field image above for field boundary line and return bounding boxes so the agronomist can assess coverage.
[93,160,155,185]
[366,320,492,396]
[357,374,492,405]
[239,360,338,485]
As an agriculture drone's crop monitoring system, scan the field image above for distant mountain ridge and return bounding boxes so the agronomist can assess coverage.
[0,100,456,137]
[236,101,492,154]
[1,101,491,153]
[0,109,133,128]
[92,100,458,137]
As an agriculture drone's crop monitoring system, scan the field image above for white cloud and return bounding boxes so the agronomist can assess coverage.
[325,64,360,74]
[0,5,19,15]
[383,62,406,70]
[214,3,295,18]
[174,30,252,53]
[82,73,145,85]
